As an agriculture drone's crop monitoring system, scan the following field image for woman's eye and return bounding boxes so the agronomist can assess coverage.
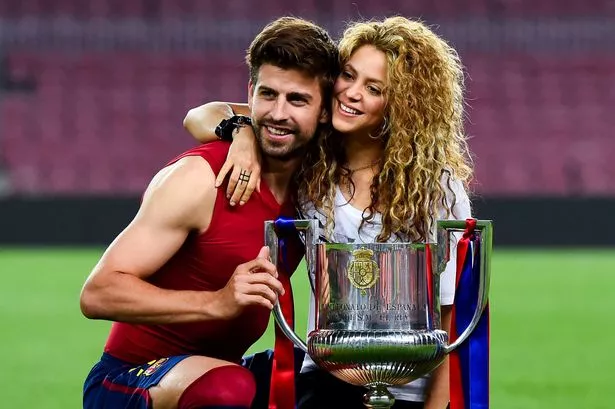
[367,86,381,95]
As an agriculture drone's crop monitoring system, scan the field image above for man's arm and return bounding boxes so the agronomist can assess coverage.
[79,156,282,324]
[183,102,250,143]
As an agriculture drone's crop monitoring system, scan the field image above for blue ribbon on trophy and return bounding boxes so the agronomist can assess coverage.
[273,217,297,280]
[450,219,490,409]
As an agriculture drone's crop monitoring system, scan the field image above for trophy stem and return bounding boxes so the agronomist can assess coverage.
[363,384,395,409]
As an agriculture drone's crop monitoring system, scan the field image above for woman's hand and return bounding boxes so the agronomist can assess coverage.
[215,126,262,206]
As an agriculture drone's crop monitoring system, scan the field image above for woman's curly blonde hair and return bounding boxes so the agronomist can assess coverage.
[298,16,473,242]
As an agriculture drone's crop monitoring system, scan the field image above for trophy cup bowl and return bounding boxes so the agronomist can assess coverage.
[266,220,492,409]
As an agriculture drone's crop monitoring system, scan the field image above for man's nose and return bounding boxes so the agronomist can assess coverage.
[270,98,290,121]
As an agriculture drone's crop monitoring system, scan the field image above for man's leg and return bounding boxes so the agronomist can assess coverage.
[149,356,255,409]
[84,354,255,409]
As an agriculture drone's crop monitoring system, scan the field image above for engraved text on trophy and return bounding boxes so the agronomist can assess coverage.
[327,302,428,325]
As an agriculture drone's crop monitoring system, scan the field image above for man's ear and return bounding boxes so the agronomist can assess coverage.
[248,80,254,110]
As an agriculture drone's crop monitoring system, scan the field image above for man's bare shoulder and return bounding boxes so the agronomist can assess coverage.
[140,156,218,230]
[152,156,216,187]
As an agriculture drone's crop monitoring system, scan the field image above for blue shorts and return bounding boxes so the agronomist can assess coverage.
[83,353,189,409]
[83,348,305,409]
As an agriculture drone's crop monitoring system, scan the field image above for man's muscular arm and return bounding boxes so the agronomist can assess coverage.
[79,156,283,324]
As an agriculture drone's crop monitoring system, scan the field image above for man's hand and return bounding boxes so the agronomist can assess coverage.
[213,246,284,319]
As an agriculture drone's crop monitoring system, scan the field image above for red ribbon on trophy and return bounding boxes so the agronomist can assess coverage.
[268,276,295,409]
[450,218,490,409]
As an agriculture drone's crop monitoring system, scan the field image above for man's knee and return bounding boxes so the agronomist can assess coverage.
[178,365,256,409]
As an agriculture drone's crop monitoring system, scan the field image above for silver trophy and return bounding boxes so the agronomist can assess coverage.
[266,219,492,409]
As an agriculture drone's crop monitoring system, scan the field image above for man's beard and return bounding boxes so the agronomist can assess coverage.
[254,123,313,161]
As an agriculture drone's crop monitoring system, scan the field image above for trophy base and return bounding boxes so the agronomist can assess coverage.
[308,329,448,386]
[363,384,395,409]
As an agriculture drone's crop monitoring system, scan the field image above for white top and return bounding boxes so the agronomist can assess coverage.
[299,177,472,402]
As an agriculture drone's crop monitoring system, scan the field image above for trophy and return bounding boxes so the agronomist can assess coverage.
[266,219,492,409]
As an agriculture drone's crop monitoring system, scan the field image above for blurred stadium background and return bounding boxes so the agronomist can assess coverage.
[0,1,613,408]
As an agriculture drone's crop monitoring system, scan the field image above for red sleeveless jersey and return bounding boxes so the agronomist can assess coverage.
[104,142,301,364]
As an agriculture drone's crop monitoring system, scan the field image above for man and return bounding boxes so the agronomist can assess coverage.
[80,17,338,409]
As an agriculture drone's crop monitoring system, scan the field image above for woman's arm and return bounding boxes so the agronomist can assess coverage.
[183,102,260,206]
[183,102,251,143]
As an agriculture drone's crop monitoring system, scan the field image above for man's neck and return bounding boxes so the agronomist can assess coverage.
[261,157,301,204]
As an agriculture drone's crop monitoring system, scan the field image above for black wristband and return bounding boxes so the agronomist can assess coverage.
[215,115,252,142]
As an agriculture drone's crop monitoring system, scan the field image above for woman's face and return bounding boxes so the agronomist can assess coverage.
[331,45,388,138]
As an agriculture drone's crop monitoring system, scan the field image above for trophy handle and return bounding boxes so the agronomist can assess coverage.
[265,219,317,354]
[272,302,307,353]
[436,219,492,354]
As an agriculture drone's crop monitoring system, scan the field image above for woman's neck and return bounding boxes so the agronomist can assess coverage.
[342,134,384,169]
[339,134,385,211]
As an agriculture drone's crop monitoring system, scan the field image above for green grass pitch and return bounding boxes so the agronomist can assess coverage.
[0,248,612,408]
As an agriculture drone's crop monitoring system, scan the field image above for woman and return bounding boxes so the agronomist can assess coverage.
[184,16,472,409]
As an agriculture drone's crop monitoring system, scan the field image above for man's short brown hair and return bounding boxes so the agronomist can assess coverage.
[246,17,339,107]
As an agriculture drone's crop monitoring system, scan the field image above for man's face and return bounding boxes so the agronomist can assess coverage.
[249,64,327,161]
